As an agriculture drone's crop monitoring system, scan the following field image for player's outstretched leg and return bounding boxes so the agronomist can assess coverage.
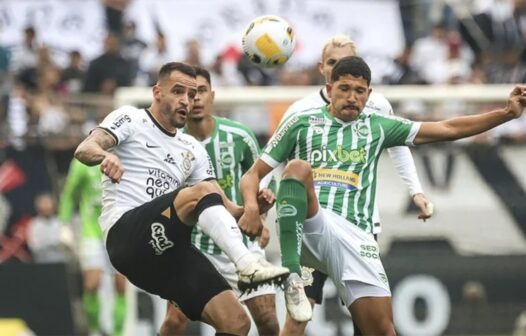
[174,181,289,290]
[277,159,320,322]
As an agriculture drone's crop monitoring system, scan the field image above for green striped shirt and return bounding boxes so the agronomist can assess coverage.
[262,105,419,233]
[188,116,262,254]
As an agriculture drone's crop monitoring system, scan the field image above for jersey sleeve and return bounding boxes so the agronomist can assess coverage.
[375,114,421,148]
[240,127,261,172]
[186,141,216,186]
[96,106,135,144]
[58,159,85,223]
[261,114,301,168]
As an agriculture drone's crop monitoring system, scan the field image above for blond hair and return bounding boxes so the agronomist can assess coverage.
[321,34,357,61]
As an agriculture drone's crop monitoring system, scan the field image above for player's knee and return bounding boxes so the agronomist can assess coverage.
[159,306,188,336]
[83,276,101,293]
[253,310,279,336]
[283,159,312,182]
[217,310,250,335]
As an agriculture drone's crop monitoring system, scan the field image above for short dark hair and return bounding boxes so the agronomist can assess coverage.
[194,66,212,87]
[158,62,196,81]
[330,56,371,85]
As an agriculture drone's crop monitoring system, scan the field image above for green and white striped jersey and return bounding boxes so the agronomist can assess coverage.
[262,105,421,233]
[189,116,261,254]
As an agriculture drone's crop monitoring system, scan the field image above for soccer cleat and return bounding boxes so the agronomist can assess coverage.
[284,272,313,322]
[237,256,289,293]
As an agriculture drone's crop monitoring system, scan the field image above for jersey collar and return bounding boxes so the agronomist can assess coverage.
[145,108,176,137]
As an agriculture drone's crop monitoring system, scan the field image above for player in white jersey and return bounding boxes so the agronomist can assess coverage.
[279,34,432,335]
[74,62,289,335]
[240,56,526,334]
[159,67,279,335]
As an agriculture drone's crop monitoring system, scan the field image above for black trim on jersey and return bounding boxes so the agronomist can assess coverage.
[145,108,176,137]
[319,88,330,104]
[96,127,119,145]
[202,177,216,182]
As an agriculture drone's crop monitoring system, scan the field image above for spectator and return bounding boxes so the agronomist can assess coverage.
[183,38,203,67]
[83,33,132,94]
[120,20,147,80]
[138,32,173,86]
[27,193,66,263]
[61,50,85,94]
[9,26,39,75]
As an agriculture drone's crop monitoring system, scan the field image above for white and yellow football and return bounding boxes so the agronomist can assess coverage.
[241,15,296,68]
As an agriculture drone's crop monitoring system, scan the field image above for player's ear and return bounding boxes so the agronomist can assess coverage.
[326,82,333,97]
[211,90,215,103]
[318,60,323,76]
[152,84,161,100]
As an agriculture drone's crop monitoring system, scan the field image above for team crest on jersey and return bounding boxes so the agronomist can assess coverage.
[353,122,369,138]
[149,223,174,255]
[220,152,234,168]
[308,116,325,126]
[180,151,195,173]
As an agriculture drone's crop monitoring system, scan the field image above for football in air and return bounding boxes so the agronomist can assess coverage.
[241,15,296,68]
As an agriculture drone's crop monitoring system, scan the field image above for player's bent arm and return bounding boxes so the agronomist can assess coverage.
[74,128,117,166]
[239,159,274,236]
[414,110,513,145]
[414,85,526,145]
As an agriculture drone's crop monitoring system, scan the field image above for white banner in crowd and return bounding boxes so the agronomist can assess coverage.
[0,0,404,81]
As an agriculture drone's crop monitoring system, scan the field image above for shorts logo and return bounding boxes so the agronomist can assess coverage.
[277,203,297,218]
[149,223,174,255]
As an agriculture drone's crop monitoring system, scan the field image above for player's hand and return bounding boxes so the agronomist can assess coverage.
[239,206,263,238]
[413,193,434,222]
[506,85,526,118]
[258,222,270,248]
[101,153,123,183]
[59,225,75,250]
[257,188,276,214]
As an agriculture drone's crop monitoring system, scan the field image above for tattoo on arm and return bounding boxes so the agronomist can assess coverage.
[74,128,116,166]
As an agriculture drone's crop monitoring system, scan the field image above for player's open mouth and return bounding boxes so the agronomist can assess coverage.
[176,109,187,117]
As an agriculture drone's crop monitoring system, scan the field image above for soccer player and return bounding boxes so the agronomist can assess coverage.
[74,62,289,335]
[59,158,127,336]
[240,56,526,334]
[279,34,432,335]
[159,67,279,335]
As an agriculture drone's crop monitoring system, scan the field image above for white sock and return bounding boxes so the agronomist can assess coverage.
[198,205,256,270]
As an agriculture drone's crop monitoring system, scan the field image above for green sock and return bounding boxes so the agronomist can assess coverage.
[277,178,307,275]
[83,292,100,332]
[112,293,127,336]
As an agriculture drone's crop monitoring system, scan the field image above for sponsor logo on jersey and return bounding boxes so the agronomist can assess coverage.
[310,146,367,164]
[146,168,179,198]
[219,141,234,148]
[217,175,233,189]
[110,114,131,130]
[146,142,160,148]
[312,168,360,190]
[308,116,325,126]
[149,223,174,255]
[266,115,299,150]
[164,154,176,165]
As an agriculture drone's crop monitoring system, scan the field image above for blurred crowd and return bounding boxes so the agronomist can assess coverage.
[1,0,526,263]
[0,0,526,153]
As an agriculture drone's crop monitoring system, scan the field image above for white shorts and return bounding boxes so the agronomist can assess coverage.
[300,208,391,306]
[80,237,115,272]
[203,242,276,302]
